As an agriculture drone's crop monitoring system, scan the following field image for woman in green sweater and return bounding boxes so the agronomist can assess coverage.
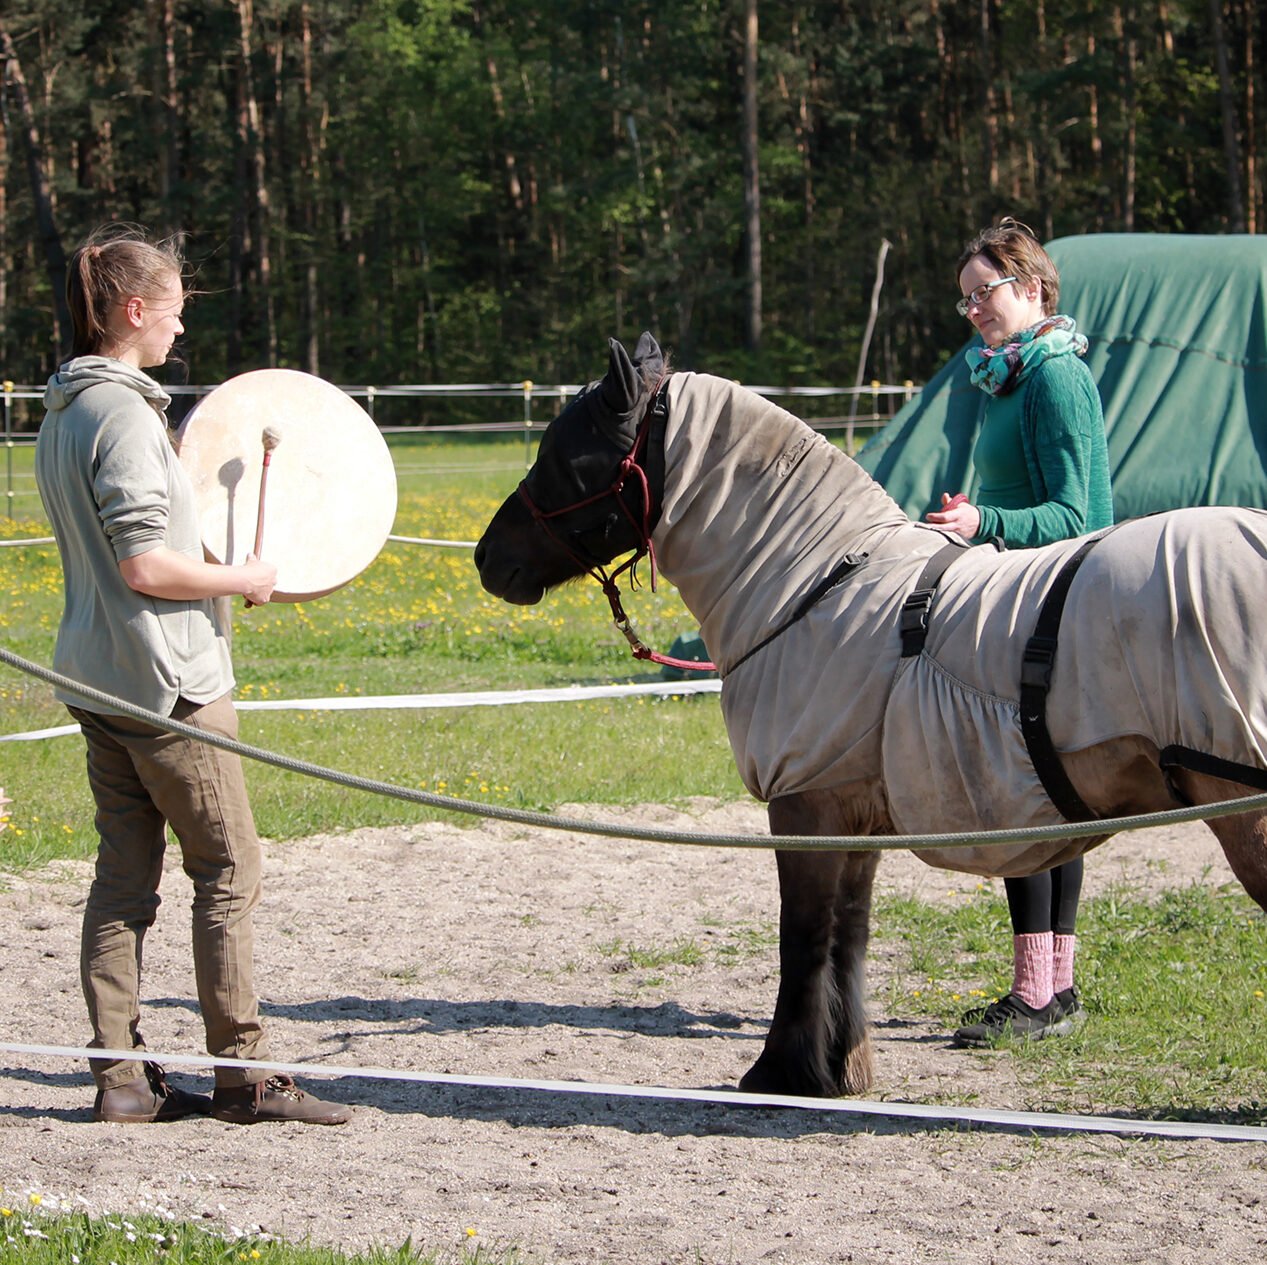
[926,218,1113,1045]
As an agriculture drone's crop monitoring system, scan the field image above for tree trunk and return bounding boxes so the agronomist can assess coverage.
[155,0,180,234]
[0,28,69,357]
[0,76,7,362]
[1209,0,1247,230]
[299,1,321,375]
[234,0,277,361]
[1113,4,1137,230]
[1244,0,1259,232]
[979,0,999,203]
[741,0,761,353]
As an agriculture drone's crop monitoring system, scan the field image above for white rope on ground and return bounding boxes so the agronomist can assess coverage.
[0,679,722,742]
[3,643,1267,852]
[2,1041,1262,1142]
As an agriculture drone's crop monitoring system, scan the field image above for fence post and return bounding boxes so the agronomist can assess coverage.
[522,380,534,470]
[365,385,376,424]
[3,381,13,522]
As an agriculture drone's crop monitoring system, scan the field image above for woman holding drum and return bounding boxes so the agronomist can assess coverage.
[35,223,351,1125]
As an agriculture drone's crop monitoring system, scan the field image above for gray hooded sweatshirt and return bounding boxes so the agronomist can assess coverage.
[35,356,234,716]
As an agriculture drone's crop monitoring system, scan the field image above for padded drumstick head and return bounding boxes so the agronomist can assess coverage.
[261,426,282,453]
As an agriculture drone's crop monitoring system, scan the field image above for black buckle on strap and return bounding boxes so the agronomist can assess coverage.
[899,590,935,657]
[1020,635,1059,693]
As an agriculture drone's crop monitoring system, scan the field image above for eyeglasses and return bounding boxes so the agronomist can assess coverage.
[956,276,1018,317]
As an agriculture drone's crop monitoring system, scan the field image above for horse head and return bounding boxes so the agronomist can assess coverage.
[475,332,667,605]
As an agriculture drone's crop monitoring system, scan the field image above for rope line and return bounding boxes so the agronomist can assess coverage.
[4,645,1266,852]
[1,679,724,742]
[2,1041,1262,1142]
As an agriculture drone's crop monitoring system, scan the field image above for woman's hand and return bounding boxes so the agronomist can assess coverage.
[925,491,982,539]
[239,554,278,606]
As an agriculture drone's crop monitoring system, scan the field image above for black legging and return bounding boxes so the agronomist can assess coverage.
[1002,856,1083,937]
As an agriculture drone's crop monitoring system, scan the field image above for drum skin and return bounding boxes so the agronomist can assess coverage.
[175,369,397,602]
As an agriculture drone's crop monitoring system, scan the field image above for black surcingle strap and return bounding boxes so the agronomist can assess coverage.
[1018,537,1102,823]
[898,540,972,658]
[1159,746,1267,795]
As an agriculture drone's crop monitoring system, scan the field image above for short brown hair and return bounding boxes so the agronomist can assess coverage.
[66,223,186,358]
[956,217,1060,315]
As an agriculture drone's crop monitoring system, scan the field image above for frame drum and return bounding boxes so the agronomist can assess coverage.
[175,369,397,602]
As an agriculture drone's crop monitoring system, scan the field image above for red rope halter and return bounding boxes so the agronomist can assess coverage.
[516,377,717,674]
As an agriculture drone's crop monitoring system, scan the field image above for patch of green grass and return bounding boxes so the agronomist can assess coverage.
[710,920,779,961]
[599,936,705,971]
[877,879,1267,1120]
[0,1202,517,1264]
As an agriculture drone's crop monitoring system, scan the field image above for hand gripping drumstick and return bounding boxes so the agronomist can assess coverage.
[244,426,282,608]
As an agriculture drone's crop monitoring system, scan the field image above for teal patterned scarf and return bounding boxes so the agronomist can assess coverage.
[965,315,1089,397]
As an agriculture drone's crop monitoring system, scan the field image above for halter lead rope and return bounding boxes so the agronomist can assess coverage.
[517,378,719,675]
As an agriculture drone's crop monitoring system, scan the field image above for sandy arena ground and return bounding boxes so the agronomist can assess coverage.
[1,800,1265,1263]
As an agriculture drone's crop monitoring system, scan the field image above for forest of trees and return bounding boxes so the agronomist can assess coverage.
[0,0,1262,400]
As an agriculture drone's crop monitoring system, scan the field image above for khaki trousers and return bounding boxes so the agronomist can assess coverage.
[69,694,270,1090]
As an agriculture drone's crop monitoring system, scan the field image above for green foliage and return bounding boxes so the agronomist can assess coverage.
[1,0,1261,390]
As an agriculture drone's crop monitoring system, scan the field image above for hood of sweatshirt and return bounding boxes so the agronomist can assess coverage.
[43,356,172,416]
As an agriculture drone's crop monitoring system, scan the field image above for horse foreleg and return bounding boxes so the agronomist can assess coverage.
[739,789,883,1098]
[1169,768,1267,911]
[826,849,882,1093]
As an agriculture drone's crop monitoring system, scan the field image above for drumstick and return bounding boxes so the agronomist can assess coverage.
[245,427,282,608]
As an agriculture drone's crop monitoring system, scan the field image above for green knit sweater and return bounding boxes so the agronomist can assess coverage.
[971,352,1113,548]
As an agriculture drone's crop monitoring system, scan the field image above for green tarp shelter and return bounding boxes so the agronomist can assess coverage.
[856,234,1267,520]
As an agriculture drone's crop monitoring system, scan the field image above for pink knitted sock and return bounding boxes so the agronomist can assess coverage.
[1052,933,1076,995]
[1011,932,1054,1010]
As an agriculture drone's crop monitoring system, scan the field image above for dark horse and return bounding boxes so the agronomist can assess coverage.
[476,332,1267,1098]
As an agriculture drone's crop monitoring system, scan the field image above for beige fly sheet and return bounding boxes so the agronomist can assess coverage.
[654,373,1267,874]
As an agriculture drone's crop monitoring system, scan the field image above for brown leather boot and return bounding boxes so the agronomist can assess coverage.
[211,1074,351,1125]
[93,1063,213,1123]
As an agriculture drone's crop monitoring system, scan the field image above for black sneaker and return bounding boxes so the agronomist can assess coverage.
[952,992,1073,1048]
[1055,985,1086,1026]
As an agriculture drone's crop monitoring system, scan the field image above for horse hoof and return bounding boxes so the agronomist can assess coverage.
[739,1058,834,1099]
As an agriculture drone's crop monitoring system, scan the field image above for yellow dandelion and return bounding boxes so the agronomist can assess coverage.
[28,1194,41,1206]
[465,1227,478,1237]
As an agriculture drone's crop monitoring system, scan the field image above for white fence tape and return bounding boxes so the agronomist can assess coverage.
[386,533,479,548]
[3,1040,1263,1141]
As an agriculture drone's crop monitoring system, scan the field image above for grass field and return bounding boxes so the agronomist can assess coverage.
[1,432,746,866]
